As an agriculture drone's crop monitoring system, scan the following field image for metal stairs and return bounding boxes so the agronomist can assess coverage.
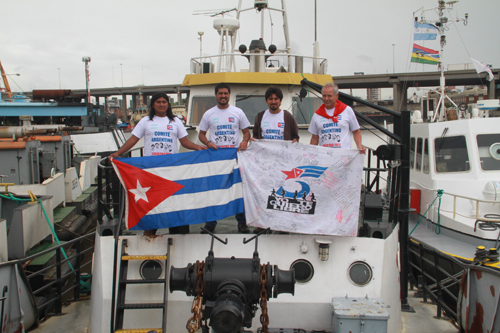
[114,238,172,333]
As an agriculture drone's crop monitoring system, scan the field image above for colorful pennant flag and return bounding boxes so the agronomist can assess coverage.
[414,22,438,40]
[111,148,244,230]
[411,43,440,65]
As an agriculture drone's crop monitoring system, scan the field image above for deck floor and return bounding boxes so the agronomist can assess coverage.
[29,287,458,333]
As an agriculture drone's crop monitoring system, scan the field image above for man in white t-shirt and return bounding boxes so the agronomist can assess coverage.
[199,83,251,234]
[308,83,366,154]
[252,86,299,142]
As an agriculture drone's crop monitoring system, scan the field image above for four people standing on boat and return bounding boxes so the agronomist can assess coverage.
[111,83,364,236]
[198,83,252,234]
[308,82,366,154]
[110,92,205,234]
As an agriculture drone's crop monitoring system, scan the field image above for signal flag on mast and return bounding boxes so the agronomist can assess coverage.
[411,44,440,65]
[414,22,438,40]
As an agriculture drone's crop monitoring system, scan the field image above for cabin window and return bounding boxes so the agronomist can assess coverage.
[434,135,470,173]
[423,139,430,174]
[410,137,415,169]
[190,96,217,125]
[416,138,423,171]
[291,97,323,124]
[477,134,500,171]
[235,95,267,125]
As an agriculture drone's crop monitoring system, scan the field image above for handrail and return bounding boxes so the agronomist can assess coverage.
[190,53,328,74]
[431,189,500,222]
[191,53,328,62]
[0,231,94,323]
[0,232,95,268]
[409,235,500,326]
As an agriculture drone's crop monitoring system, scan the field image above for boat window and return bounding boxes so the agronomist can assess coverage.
[477,134,500,171]
[434,135,470,173]
[235,95,267,125]
[423,139,430,174]
[416,138,423,171]
[190,96,217,125]
[410,137,415,169]
[291,97,323,124]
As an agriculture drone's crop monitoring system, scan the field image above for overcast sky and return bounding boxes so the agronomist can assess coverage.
[2,0,499,96]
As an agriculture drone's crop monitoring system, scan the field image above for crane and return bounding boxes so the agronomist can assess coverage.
[0,60,13,99]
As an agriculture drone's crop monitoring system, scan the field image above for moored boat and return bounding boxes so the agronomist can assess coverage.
[88,1,413,333]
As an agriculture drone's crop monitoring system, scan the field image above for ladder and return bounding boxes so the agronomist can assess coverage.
[114,238,172,333]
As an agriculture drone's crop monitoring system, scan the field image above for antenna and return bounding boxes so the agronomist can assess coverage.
[82,56,91,104]
[414,1,468,122]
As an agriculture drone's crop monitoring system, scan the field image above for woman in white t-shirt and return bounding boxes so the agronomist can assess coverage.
[110,92,205,234]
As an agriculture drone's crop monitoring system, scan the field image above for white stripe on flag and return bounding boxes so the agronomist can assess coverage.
[144,159,237,181]
[146,183,243,215]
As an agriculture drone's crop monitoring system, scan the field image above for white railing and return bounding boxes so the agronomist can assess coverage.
[189,53,328,75]
[438,190,500,222]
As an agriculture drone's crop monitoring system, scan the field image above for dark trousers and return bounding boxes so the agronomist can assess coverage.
[205,212,246,228]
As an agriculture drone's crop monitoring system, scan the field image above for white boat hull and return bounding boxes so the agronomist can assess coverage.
[90,227,401,332]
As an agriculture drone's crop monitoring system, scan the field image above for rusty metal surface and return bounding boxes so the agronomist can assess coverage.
[0,141,26,149]
[32,89,71,101]
[460,266,500,333]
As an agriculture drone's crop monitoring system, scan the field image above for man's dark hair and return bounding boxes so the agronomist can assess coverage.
[265,86,283,100]
[215,83,231,94]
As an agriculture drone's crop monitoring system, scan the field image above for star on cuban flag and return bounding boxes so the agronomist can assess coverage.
[129,180,151,203]
[111,148,244,230]
[281,166,328,180]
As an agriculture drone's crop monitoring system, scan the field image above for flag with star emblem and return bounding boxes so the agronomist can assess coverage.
[238,140,363,236]
[111,148,244,230]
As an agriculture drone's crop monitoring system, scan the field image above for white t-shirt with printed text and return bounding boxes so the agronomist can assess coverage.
[132,116,188,156]
[199,105,251,148]
[307,105,360,148]
[260,109,285,140]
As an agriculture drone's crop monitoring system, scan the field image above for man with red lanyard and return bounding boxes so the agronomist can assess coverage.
[308,82,366,154]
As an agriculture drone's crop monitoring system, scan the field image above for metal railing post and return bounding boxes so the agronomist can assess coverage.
[74,240,81,301]
[433,251,443,319]
[55,248,62,315]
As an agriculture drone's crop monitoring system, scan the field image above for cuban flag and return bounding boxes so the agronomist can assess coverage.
[228,117,235,123]
[111,149,243,230]
[167,125,173,130]
[278,122,284,128]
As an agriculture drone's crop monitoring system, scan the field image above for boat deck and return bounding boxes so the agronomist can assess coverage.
[29,288,458,333]
[123,216,274,236]
[409,213,500,266]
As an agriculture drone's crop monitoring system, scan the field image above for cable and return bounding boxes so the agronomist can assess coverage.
[410,189,444,235]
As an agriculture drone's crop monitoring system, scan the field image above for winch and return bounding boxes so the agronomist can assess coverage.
[170,231,295,333]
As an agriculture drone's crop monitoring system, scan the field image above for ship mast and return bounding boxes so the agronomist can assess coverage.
[416,0,468,122]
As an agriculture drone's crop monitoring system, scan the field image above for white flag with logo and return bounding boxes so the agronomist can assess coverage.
[238,140,364,236]
[471,58,494,81]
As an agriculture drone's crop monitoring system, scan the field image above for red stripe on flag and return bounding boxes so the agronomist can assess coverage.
[413,43,439,54]
[112,159,184,229]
